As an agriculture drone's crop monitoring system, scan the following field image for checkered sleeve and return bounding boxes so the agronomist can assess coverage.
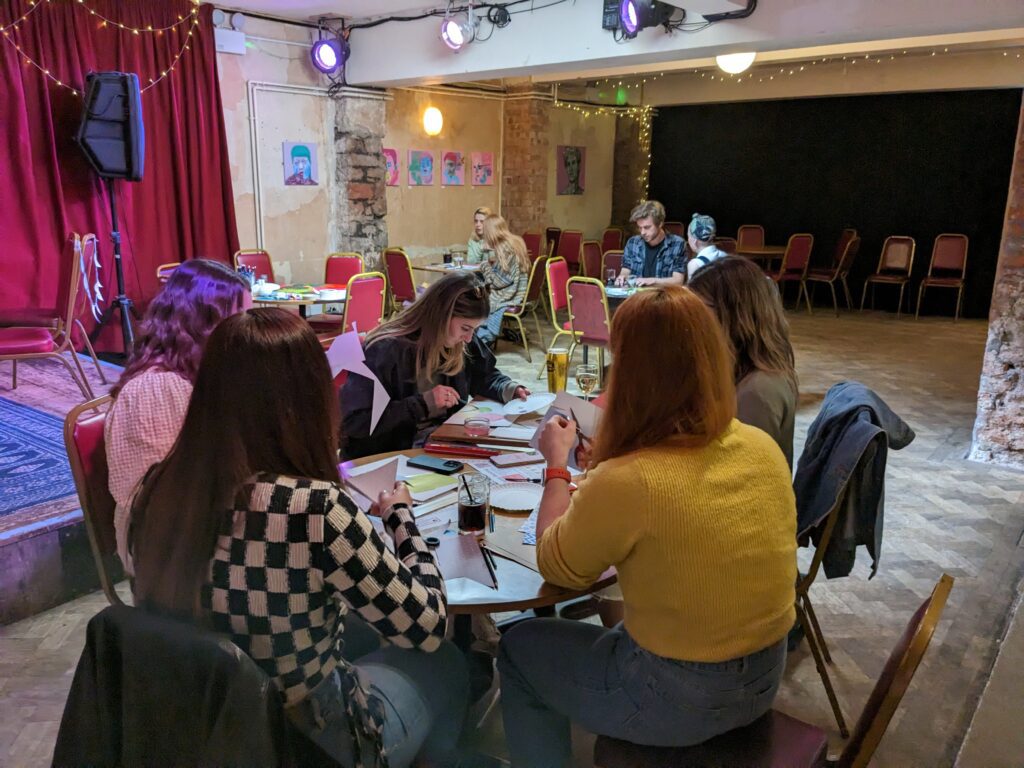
[319,486,447,651]
[622,236,643,274]
[667,237,687,277]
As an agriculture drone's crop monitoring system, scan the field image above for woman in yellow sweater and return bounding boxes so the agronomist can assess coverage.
[497,286,797,767]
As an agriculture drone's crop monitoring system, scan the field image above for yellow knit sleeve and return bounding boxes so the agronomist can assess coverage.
[537,458,645,589]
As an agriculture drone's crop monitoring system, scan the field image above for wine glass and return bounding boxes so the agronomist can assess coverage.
[575,363,599,402]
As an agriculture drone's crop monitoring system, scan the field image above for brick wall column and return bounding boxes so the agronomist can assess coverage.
[501,84,550,240]
[971,93,1024,467]
[334,92,388,264]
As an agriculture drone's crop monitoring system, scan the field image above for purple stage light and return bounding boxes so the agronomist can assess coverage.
[441,17,467,50]
[311,37,350,74]
[619,0,639,37]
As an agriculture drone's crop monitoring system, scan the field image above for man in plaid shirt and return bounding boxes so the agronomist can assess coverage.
[615,200,687,287]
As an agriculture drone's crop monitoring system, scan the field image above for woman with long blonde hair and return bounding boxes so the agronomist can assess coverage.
[498,287,796,766]
[340,271,529,458]
[466,206,493,264]
[689,256,799,468]
[476,214,530,346]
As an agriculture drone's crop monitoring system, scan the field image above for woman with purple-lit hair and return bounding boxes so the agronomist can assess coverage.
[105,258,251,574]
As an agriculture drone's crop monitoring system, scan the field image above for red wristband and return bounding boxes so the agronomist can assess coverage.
[544,467,572,485]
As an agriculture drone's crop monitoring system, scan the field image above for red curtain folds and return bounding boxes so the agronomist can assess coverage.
[0,1,239,351]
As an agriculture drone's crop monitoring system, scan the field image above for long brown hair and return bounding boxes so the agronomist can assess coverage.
[130,308,340,618]
[112,259,250,397]
[688,256,797,389]
[482,214,530,272]
[365,272,490,380]
[589,287,736,467]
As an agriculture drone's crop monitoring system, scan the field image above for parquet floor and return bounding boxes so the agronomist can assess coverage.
[3,309,1023,767]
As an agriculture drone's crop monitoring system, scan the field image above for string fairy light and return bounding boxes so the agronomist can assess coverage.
[0,0,42,34]
[1,1,202,98]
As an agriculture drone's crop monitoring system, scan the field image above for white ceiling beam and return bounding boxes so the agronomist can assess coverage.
[343,0,1024,87]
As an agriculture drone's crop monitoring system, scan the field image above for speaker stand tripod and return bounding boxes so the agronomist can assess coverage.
[89,179,139,356]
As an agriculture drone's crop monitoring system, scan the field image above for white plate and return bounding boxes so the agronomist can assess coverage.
[503,393,556,417]
[490,483,543,512]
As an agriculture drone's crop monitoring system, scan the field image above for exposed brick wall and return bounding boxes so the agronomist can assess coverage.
[612,115,645,228]
[971,94,1024,467]
[501,86,549,242]
[334,96,388,264]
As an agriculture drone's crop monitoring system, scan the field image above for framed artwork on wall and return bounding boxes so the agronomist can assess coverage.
[441,151,465,185]
[556,145,585,195]
[383,148,399,186]
[283,141,318,185]
[471,152,494,186]
[408,149,434,186]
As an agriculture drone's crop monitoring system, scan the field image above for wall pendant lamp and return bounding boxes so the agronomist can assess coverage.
[423,107,444,136]
[716,51,757,74]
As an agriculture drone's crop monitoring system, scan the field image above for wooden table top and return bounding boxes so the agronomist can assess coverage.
[352,449,616,614]
[411,263,482,274]
[252,293,346,307]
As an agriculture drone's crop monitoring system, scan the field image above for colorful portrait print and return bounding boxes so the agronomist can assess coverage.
[556,145,585,195]
[383,148,399,186]
[441,151,465,186]
[408,150,434,186]
[471,152,494,186]
[283,142,318,186]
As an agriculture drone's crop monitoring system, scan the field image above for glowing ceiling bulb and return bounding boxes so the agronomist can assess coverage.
[715,51,757,74]
[423,106,443,136]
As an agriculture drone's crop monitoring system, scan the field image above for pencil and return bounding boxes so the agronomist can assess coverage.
[480,543,498,588]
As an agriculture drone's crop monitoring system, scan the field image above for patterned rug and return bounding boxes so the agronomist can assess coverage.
[0,397,74,517]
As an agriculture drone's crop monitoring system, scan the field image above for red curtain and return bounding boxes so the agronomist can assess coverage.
[0,0,239,351]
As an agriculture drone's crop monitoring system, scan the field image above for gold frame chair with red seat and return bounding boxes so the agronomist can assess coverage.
[915,234,968,321]
[860,236,916,319]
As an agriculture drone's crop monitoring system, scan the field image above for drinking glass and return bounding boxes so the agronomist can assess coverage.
[453,254,465,269]
[464,416,491,439]
[605,269,616,287]
[458,474,490,536]
[575,363,599,402]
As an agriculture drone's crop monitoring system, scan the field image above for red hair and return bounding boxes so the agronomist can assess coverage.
[590,287,736,466]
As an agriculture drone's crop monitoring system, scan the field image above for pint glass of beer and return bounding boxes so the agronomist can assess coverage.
[546,347,569,392]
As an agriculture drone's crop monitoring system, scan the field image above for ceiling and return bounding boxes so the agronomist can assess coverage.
[218,0,437,22]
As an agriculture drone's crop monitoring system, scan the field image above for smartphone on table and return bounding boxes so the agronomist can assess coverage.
[407,456,464,475]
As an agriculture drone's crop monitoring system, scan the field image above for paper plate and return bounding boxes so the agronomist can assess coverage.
[490,483,543,513]
[503,393,556,417]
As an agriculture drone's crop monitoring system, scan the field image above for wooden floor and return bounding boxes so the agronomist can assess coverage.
[3,309,1023,767]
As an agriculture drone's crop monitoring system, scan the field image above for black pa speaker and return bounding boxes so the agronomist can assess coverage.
[76,72,145,182]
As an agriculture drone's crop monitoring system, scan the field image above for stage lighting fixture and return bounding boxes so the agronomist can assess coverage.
[618,0,673,38]
[716,51,756,74]
[311,36,350,75]
[440,9,476,51]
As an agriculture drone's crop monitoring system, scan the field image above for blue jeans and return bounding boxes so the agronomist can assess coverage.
[497,620,786,768]
[476,306,507,345]
[288,640,469,768]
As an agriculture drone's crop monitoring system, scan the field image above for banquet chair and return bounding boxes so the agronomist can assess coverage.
[714,236,738,253]
[663,221,685,237]
[339,272,386,336]
[233,249,275,283]
[595,574,953,768]
[556,229,584,274]
[737,224,766,250]
[64,396,124,607]
[155,262,180,283]
[545,227,562,258]
[502,256,548,362]
[522,231,543,261]
[307,253,365,333]
[581,240,603,279]
[383,247,418,314]
[601,227,624,253]
[1,233,100,400]
[566,277,612,378]
[0,233,106,385]
[915,234,969,321]
[805,235,861,317]
[860,236,916,318]
[602,250,624,279]
[768,233,814,313]
[537,257,581,379]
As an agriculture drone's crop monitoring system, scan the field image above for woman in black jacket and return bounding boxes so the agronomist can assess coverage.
[341,272,529,459]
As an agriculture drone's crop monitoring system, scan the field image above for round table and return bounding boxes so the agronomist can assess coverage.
[352,449,616,617]
[253,293,345,319]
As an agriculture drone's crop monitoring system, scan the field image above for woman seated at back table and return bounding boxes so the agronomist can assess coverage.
[476,214,529,347]
[105,258,250,574]
[130,308,469,768]
[497,286,797,767]
[341,272,529,459]
[466,206,493,264]
[689,256,799,468]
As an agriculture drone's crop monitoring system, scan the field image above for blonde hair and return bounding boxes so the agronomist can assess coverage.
[482,214,530,272]
[630,200,666,227]
[470,206,494,242]
[365,272,491,379]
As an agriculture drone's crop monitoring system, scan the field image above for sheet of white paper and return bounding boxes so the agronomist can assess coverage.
[529,393,602,472]
[344,457,399,505]
[324,330,389,433]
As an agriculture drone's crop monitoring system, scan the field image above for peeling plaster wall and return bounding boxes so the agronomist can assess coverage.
[217,18,336,286]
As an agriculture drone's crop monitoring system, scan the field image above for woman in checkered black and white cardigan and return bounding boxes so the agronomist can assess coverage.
[130,308,470,768]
